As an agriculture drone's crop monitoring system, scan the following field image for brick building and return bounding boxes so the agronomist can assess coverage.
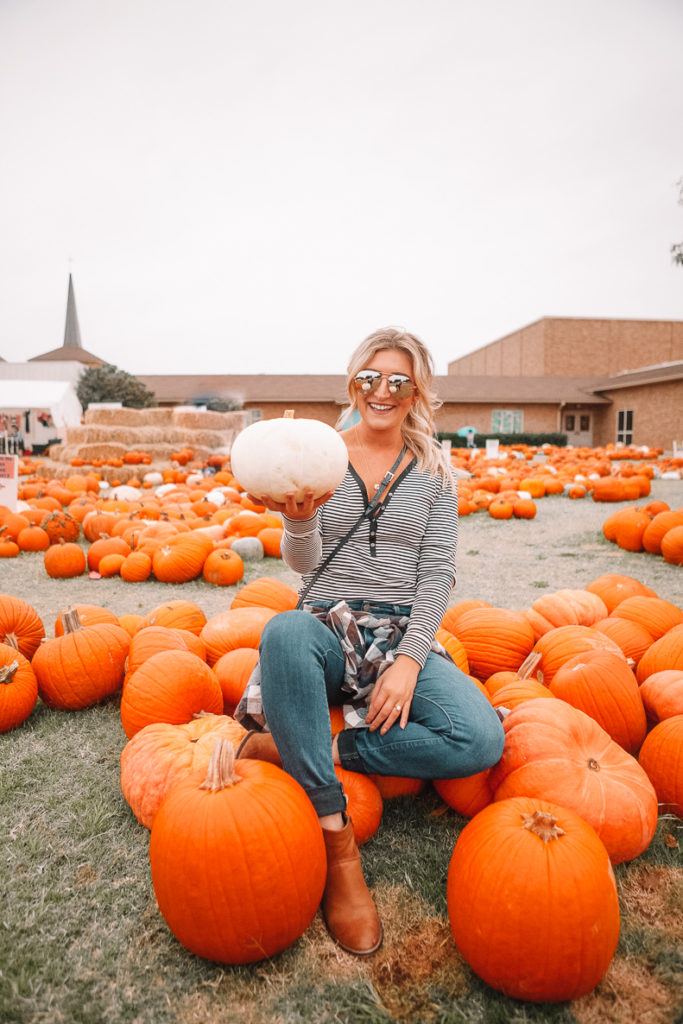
[4,281,682,451]
[445,317,683,449]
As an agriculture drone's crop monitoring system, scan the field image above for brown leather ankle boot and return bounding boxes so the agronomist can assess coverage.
[321,816,382,956]
[235,730,282,767]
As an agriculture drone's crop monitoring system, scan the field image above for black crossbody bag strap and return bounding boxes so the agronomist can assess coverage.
[295,445,407,610]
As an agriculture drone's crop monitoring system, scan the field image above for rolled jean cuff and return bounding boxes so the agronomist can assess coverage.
[335,728,369,774]
[306,780,347,817]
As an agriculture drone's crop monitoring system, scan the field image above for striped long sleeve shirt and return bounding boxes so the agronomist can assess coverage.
[282,459,458,668]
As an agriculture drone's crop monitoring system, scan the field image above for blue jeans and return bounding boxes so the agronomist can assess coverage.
[258,607,505,817]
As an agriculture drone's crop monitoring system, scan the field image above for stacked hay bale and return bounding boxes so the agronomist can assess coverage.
[43,406,250,482]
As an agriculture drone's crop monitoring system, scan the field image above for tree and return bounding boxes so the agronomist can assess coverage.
[672,178,683,267]
[77,363,156,411]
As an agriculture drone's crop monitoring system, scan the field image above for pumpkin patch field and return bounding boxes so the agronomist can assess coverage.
[2,478,682,1024]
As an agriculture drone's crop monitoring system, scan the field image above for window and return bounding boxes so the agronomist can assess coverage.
[491,409,523,433]
[580,414,590,432]
[564,414,575,431]
[617,410,633,445]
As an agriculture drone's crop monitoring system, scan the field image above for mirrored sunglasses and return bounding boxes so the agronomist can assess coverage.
[353,370,416,399]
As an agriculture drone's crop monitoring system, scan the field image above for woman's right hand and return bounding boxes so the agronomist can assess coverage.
[246,490,334,520]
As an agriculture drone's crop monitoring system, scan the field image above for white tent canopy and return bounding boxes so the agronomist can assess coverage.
[0,379,82,447]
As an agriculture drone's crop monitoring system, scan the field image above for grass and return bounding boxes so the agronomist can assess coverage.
[2,695,682,1024]
[3,478,683,1022]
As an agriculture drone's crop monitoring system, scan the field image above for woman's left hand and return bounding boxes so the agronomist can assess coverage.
[366,655,420,735]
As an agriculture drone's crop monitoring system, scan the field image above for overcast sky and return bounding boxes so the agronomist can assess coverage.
[1,0,682,376]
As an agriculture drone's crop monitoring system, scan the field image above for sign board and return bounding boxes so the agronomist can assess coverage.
[485,439,500,459]
[0,455,18,512]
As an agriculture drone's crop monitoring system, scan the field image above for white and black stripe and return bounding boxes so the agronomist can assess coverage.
[282,461,458,668]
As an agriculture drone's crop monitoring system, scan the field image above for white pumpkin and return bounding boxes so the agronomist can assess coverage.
[229,416,348,503]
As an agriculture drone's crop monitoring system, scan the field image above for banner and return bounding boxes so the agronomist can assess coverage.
[0,454,18,512]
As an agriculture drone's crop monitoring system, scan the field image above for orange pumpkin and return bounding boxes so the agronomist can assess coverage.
[0,594,45,658]
[489,698,658,864]
[32,608,130,710]
[212,647,260,713]
[433,769,494,818]
[149,739,327,963]
[549,649,647,754]
[447,797,620,1001]
[638,714,683,817]
[200,607,277,666]
[333,766,383,845]
[139,599,207,636]
[230,577,299,613]
[0,645,38,732]
[120,650,223,739]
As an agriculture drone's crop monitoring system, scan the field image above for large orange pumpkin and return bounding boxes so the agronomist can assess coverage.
[139,599,207,636]
[636,624,683,683]
[200,607,277,666]
[230,576,299,613]
[32,608,130,710]
[523,624,625,686]
[453,608,535,678]
[120,650,223,739]
[489,698,658,864]
[584,573,657,613]
[149,739,327,963]
[447,797,620,1001]
[549,649,647,754]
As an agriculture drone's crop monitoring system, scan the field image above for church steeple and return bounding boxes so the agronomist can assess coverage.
[28,273,104,365]
[63,273,83,349]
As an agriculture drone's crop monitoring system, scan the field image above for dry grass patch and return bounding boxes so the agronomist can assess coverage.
[619,864,683,939]
[573,955,679,1024]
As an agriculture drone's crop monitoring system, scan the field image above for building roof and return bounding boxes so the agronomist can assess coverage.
[28,344,104,365]
[137,372,611,406]
[592,360,683,391]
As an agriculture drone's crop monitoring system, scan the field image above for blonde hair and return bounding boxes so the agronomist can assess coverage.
[337,327,455,489]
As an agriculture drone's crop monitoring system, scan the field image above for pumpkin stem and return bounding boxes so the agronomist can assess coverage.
[200,739,242,791]
[283,409,295,418]
[0,660,19,685]
[521,809,566,842]
[62,607,83,634]
[4,631,20,651]
[517,651,542,681]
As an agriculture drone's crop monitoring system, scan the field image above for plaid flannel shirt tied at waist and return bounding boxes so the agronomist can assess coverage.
[234,600,454,732]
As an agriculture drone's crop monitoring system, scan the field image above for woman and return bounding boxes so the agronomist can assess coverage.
[236,327,504,956]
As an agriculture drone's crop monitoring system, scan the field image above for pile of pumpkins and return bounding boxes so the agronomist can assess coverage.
[1,571,682,1002]
[0,473,285,583]
[601,498,683,564]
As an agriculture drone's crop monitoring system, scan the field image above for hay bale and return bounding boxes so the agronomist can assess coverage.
[84,407,174,427]
[171,409,249,431]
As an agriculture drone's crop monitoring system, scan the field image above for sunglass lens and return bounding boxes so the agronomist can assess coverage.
[354,372,381,392]
[388,376,414,397]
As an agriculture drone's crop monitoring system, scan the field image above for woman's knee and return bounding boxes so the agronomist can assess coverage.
[454,709,505,776]
[260,609,314,656]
